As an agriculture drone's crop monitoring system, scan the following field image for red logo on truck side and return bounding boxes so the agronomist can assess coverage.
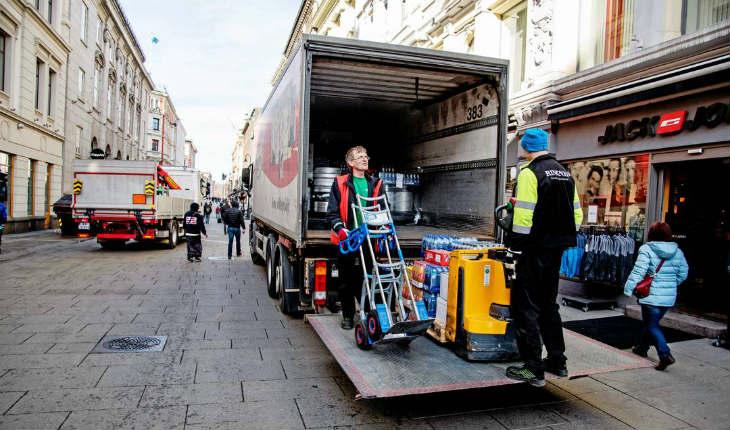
[656,111,687,135]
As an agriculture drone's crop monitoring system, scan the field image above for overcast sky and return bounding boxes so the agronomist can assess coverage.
[119,0,301,181]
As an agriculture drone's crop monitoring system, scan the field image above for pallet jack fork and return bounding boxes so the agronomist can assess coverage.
[349,194,434,350]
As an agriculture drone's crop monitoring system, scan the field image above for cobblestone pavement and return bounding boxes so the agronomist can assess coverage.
[0,226,729,429]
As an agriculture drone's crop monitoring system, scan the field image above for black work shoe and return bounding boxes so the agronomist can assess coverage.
[506,365,545,387]
[341,317,354,330]
[195,257,202,262]
[631,346,648,358]
[543,359,568,377]
[655,354,675,371]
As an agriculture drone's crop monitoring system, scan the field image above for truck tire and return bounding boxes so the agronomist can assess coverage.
[275,244,299,316]
[249,224,265,266]
[167,221,178,249]
[266,234,278,298]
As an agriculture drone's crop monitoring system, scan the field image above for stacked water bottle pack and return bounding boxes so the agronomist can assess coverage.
[421,234,499,256]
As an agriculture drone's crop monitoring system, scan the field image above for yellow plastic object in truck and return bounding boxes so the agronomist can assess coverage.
[445,249,519,361]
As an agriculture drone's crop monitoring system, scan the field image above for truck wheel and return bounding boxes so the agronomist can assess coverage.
[266,234,278,298]
[167,221,178,249]
[249,224,265,266]
[275,244,299,316]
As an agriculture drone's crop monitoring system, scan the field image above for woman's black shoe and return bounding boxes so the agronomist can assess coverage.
[655,354,675,371]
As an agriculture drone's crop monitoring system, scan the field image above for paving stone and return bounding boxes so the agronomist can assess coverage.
[97,363,196,387]
[46,342,97,354]
[134,313,197,324]
[544,399,632,428]
[0,353,85,369]
[195,359,285,383]
[181,348,262,365]
[243,377,344,402]
[186,400,304,429]
[0,333,33,344]
[548,377,612,396]
[0,391,25,414]
[333,423,434,430]
[296,394,394,428]
[281,356,345,379]
[8,386,143,414]
[0,411,68,430]
[60,405,186,430]
[0,366,106,390]
[80,350,182,367]
[489,405,567,429]
[426,411,507,429]
[139,382,242,407]
[165,338,231,350]
[579,389,689,430]
[0,343,53,354]
[259,345,329,361]
[231,337,291,349]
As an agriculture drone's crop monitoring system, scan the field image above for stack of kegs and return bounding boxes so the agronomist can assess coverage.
[312,167,340,213]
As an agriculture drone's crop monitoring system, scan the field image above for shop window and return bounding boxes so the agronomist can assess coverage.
[683,0,730,34]
[567,154,650,241]
[27,159,34,216]
[0,153,10,211]
[578,0,636,71]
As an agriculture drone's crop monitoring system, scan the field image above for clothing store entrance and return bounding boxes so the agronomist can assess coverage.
[660,157,730,320]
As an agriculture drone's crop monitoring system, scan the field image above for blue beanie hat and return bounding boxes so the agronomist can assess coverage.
[521,128,549,152]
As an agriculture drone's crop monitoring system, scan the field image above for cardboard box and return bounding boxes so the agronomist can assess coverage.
[411,261,426,284]
[425,249,451,266]
[439,271,449,300]
[435,296,447,325]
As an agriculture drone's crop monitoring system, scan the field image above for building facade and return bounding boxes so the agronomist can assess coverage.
[183,138,196,168]
[277,0,730,319]
[61,0,155,196]
[1,0,70,233]
[230,107,259,194]
[144,89,185,166]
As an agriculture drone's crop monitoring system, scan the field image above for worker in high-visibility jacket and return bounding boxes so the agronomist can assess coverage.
[505,128,583,387]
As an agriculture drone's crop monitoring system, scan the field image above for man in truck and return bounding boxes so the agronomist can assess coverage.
[184,202,207,262]
[327,146,385,330]
[506,128,583,387]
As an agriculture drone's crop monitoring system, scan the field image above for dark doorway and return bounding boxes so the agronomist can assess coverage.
[663,157,730,321]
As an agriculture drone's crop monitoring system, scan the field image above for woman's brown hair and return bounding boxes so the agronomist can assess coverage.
[647,222,673,242]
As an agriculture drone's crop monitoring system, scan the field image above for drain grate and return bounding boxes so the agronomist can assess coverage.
[91,335,167,353]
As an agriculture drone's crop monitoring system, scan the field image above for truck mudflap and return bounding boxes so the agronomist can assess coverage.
[306,314,654,399]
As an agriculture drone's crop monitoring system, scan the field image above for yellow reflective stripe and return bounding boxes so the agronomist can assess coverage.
[573,187,583,228]
[513,168,537,233]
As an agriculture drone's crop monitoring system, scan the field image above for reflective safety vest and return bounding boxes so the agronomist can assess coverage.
[511,154,583,250]
[330,174,383,245]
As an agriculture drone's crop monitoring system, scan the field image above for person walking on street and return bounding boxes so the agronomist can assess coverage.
[221,199,231,235]
[223,200,245,259]
[625,221,688,370]
[326,145,384,330]
[505,128,583,387]
[0,201,7,254]
[183,202,207,262]
[203,201,212,224]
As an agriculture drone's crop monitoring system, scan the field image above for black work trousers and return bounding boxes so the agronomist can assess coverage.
[511,247,566,376]
[338,253,366,320]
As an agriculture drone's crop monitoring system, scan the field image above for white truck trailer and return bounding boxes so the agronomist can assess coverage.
[71,160,200,249]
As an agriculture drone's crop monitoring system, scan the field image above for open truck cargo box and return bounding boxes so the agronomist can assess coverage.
[307,314,654,399]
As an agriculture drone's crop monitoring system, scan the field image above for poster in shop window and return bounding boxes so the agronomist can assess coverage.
[567,155,649,240]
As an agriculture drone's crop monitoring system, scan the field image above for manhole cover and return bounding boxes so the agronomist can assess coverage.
[91,335,167,353]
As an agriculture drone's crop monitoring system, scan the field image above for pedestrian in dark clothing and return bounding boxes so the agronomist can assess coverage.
[203,202,212,224]
[183,202,207,262]
[221,200,231,234]
[326,145,384,330]
[0,202,7,254]
[223,200,245,259]
[505,128,583,387]
[625,222,688,370]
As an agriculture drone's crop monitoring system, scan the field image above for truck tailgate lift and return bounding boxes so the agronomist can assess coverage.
[307,314,653,399]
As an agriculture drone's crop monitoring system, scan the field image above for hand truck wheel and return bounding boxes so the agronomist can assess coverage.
[366,310,382,341]
[355,322,372,350]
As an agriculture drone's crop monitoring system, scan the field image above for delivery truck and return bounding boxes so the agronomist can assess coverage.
[71,160,200,249]
[247,36,654,399]
[248,35,509,315]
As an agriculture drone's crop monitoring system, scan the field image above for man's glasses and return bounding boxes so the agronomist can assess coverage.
[351,155,370,161]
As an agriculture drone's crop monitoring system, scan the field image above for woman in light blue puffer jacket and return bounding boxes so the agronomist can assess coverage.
[624,222,688,370]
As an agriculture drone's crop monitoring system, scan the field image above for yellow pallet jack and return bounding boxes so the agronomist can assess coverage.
[441,202,520,361]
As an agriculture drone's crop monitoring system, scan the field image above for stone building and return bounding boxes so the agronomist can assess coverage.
[144,89,185,166]
[184,138,196,168]
[230,107,259,194]
[61,0,155,195]
[1,0,70,232]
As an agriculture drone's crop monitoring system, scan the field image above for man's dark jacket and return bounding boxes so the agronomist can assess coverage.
[223,207,245,229]
[183,211,207,236]
[326,173,384,233]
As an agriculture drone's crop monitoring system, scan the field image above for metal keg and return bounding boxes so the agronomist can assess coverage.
[385,187,414,213]
[311,167,339,213]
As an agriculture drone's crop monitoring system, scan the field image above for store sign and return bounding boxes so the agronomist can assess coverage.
[598,101,730,144]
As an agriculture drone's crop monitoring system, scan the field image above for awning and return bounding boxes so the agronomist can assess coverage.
[157,165,182,190]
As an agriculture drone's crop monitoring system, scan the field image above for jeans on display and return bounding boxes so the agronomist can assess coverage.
[227,227,241,258]
[637,304,671,358]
